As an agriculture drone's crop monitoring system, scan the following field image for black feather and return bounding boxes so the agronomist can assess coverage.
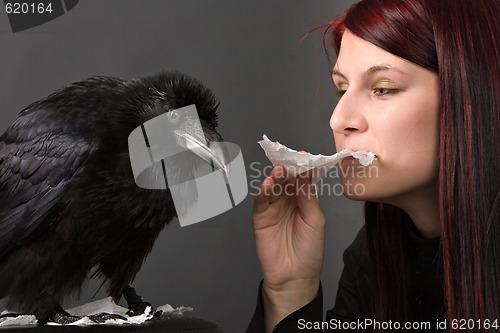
[0,70,222,322]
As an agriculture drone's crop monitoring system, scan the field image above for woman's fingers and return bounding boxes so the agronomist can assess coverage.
[253,165,323,225]
[296,170,325,229]
[253,166,289,212]
[268,166,288,204]
[269,165,288,184]
[296,172,318,213]
[253,176,274,215]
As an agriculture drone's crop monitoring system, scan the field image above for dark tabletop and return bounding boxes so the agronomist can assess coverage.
[0,315,223,333]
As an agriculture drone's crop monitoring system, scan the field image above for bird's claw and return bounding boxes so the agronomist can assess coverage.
[147,310,163,321]
[126,301,152,316]
[48,309,128,325]
[88,312,128,323]
[49,310,81,324]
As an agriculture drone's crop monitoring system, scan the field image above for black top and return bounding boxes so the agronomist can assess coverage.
[247,223,446,332]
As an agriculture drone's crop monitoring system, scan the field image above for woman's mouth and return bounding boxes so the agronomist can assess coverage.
[339,156,357,167]
[340,152,378,167]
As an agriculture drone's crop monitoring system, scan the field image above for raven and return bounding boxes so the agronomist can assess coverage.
[0,71,224,324]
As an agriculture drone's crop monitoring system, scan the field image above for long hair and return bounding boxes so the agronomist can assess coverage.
[321,0,500,331]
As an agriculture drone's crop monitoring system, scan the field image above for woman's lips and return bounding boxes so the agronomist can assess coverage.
[341,151,378,166]
[340,156,358,167]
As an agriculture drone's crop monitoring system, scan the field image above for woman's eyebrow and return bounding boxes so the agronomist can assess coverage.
[331,64,406,80]
[363,64,406,77]
[331,69,347,80]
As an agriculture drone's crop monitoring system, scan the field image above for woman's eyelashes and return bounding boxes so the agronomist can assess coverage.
[334,89,346,98]
[372,87,402,96]
[333,86,402,99]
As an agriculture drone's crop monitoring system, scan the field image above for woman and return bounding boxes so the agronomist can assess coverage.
[247,0,500,332]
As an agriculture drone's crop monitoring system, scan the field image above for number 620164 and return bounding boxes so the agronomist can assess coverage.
[451,319,499,330]
[5,2,54,14]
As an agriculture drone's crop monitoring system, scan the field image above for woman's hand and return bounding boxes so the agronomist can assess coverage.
[252,165,326,332]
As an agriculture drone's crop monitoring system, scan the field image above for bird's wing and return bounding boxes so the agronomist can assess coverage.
[0,108,100,258]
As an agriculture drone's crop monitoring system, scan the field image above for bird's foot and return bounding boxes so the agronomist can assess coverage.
[123,285,161,319]
[148,310,163,321]
[88,312,128,323]
[49,309,127,325]
[126,301,152,316]
[49,309,81,324]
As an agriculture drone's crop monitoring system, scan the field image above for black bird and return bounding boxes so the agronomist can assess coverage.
[0,71,225,324]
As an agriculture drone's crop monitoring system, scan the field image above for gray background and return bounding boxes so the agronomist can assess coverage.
[0,1,362,331]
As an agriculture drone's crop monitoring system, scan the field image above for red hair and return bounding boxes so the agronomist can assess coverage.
[321,0,500,331]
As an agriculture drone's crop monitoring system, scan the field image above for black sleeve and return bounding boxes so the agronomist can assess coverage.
[246,281,323,332]
[325,226,370,332]
[247,226,369,332]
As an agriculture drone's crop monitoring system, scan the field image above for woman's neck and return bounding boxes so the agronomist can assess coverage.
[388,185,441,238]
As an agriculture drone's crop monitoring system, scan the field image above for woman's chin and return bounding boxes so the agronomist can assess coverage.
[338,177,387,202]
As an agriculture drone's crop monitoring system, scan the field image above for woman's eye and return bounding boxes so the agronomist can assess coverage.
[373,88,401,96]
[334,89,346,98]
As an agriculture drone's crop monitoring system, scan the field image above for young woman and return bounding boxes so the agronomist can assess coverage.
[247,0,500,332]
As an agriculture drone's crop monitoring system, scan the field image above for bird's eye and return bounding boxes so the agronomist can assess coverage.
[167,110,179,123]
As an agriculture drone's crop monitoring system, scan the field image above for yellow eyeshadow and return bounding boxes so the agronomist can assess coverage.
[374,78,400,89]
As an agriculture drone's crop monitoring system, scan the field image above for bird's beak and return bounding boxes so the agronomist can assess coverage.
[179,132,230,177]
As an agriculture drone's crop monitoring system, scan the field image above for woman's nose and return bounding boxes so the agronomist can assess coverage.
[330,93,368,135]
